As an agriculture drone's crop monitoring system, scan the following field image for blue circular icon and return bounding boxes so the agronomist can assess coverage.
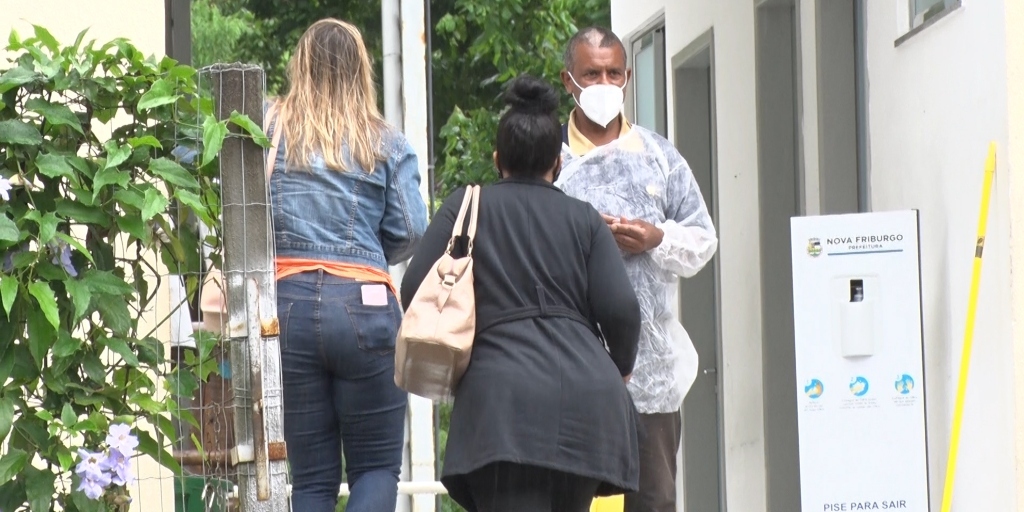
[895,374,915,395]
[804,379,824,399]
[849,376,869,397]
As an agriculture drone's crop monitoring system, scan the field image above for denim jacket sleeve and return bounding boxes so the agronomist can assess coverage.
[381,135,428,265]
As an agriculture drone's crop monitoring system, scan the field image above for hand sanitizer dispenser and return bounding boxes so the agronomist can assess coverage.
[840,278,875,357]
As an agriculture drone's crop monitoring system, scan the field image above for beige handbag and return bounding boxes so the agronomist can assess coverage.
[395,185,481,401]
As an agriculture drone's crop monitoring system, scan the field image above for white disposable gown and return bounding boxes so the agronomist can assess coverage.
[556,124,718,414]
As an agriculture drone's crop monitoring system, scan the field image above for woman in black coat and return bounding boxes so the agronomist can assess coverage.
[400,75,642,512]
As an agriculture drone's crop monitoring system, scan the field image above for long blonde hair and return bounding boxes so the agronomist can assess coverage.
[275,18,387,172]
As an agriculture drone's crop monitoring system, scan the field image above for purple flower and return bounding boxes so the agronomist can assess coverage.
[106,448,134,487]
[75,448,112,482]
[2,243,27,273]
[77,475,108,500]
[49,242,77,277]
[0,176,11,201]
[105,424,139,457]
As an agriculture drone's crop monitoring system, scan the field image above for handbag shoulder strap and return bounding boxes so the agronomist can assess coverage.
[465,184,481,242]
[264,102,284,180]
[446,185,480,255]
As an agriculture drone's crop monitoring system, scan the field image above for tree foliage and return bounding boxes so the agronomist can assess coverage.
[192,0,609,199]
[190,0,258,69]
[0,26,262,511]
[432,0,609,198]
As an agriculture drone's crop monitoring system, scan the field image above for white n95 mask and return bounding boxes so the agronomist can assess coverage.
[569,73,626,128]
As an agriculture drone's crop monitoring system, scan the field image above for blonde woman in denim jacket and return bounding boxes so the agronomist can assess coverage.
[267,18,427,512]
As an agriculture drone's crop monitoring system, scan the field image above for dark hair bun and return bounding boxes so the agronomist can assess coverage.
[504,75,559,116]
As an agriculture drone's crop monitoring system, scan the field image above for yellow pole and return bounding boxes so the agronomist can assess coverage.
[939,142,997,512]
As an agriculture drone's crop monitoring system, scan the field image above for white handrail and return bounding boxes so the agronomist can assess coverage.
[283,481,449,497]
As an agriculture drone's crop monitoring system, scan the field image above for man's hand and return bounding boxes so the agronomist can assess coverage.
[602,214,664,254]
[623,373,632,385]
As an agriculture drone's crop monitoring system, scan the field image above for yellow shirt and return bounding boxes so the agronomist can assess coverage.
[566,110,635,157]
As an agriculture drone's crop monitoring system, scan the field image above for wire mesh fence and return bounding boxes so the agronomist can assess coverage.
[119,63,285,512]
[152,63,289,512]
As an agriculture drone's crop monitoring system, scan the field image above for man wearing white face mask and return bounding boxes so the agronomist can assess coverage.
[556,26,719,512]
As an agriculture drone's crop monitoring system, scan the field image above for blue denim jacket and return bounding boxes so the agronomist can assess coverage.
[269,129,428,271]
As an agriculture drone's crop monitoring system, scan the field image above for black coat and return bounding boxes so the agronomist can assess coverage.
[400,178,642,506]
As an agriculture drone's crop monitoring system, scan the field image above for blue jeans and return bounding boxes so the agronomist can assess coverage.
[278,271,408,512]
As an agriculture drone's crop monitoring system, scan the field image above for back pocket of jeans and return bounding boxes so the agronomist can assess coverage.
[278,302,293,351]
[346,303,399,354]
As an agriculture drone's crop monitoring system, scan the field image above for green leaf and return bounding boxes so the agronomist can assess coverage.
[26,315,54,370]
[92,166,130,198]
[80,269,134,296]
[137,429,181,474]
[136,337,164,366]
[114,188,146,211]
[168,64,196,81]
[0,352,14,388]
[33,212,59,244]
[27,281,60,330]
[25,97,84,134]
[75,418,99,432]
[56,232,96,265]
[150,157,199,189]
[56,199,110,227]
[117,214,149,242]
[201,116,229,167]
[63,278,91,321]
[192,432,206,460]
[105,338,140,367]
[67,156,95,179]
[175,189,213,225]
[141,186,169,221]
[71,490,106,512]
[56,446,73,472]
[61,403,77,428]
[0,397,13,444]
[0,66,37,94]
[0,119,41,145]
[138,78,179,110]
[7,28,20,49]
[0,215,18,242]
[130,393,163,414]
[35,153,76,180]
[0,449,28,484]
[103,140,131,170]
[0,275,16,317]
[53,331,82,358]
[166,368,199,397]
[81,354,106,384]
[71,27,89,52]
[34,410,53,422]
[24,465,54,512]
[229,111,271,147]
[32,24,60,53]
[129,135,163,149]
[96,299,131,336]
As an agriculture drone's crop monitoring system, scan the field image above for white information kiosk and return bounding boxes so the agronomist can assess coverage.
[789,210,930,512]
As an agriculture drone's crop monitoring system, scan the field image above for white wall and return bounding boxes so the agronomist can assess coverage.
[612,0,1021,510]
[611,1,769,511]
[0,0,165,58]
[1008,0,1024,503]
[861,2,1015,510]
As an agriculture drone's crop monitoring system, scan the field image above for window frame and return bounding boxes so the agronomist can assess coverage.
[627,21,668,137]
[896,0,963,47]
